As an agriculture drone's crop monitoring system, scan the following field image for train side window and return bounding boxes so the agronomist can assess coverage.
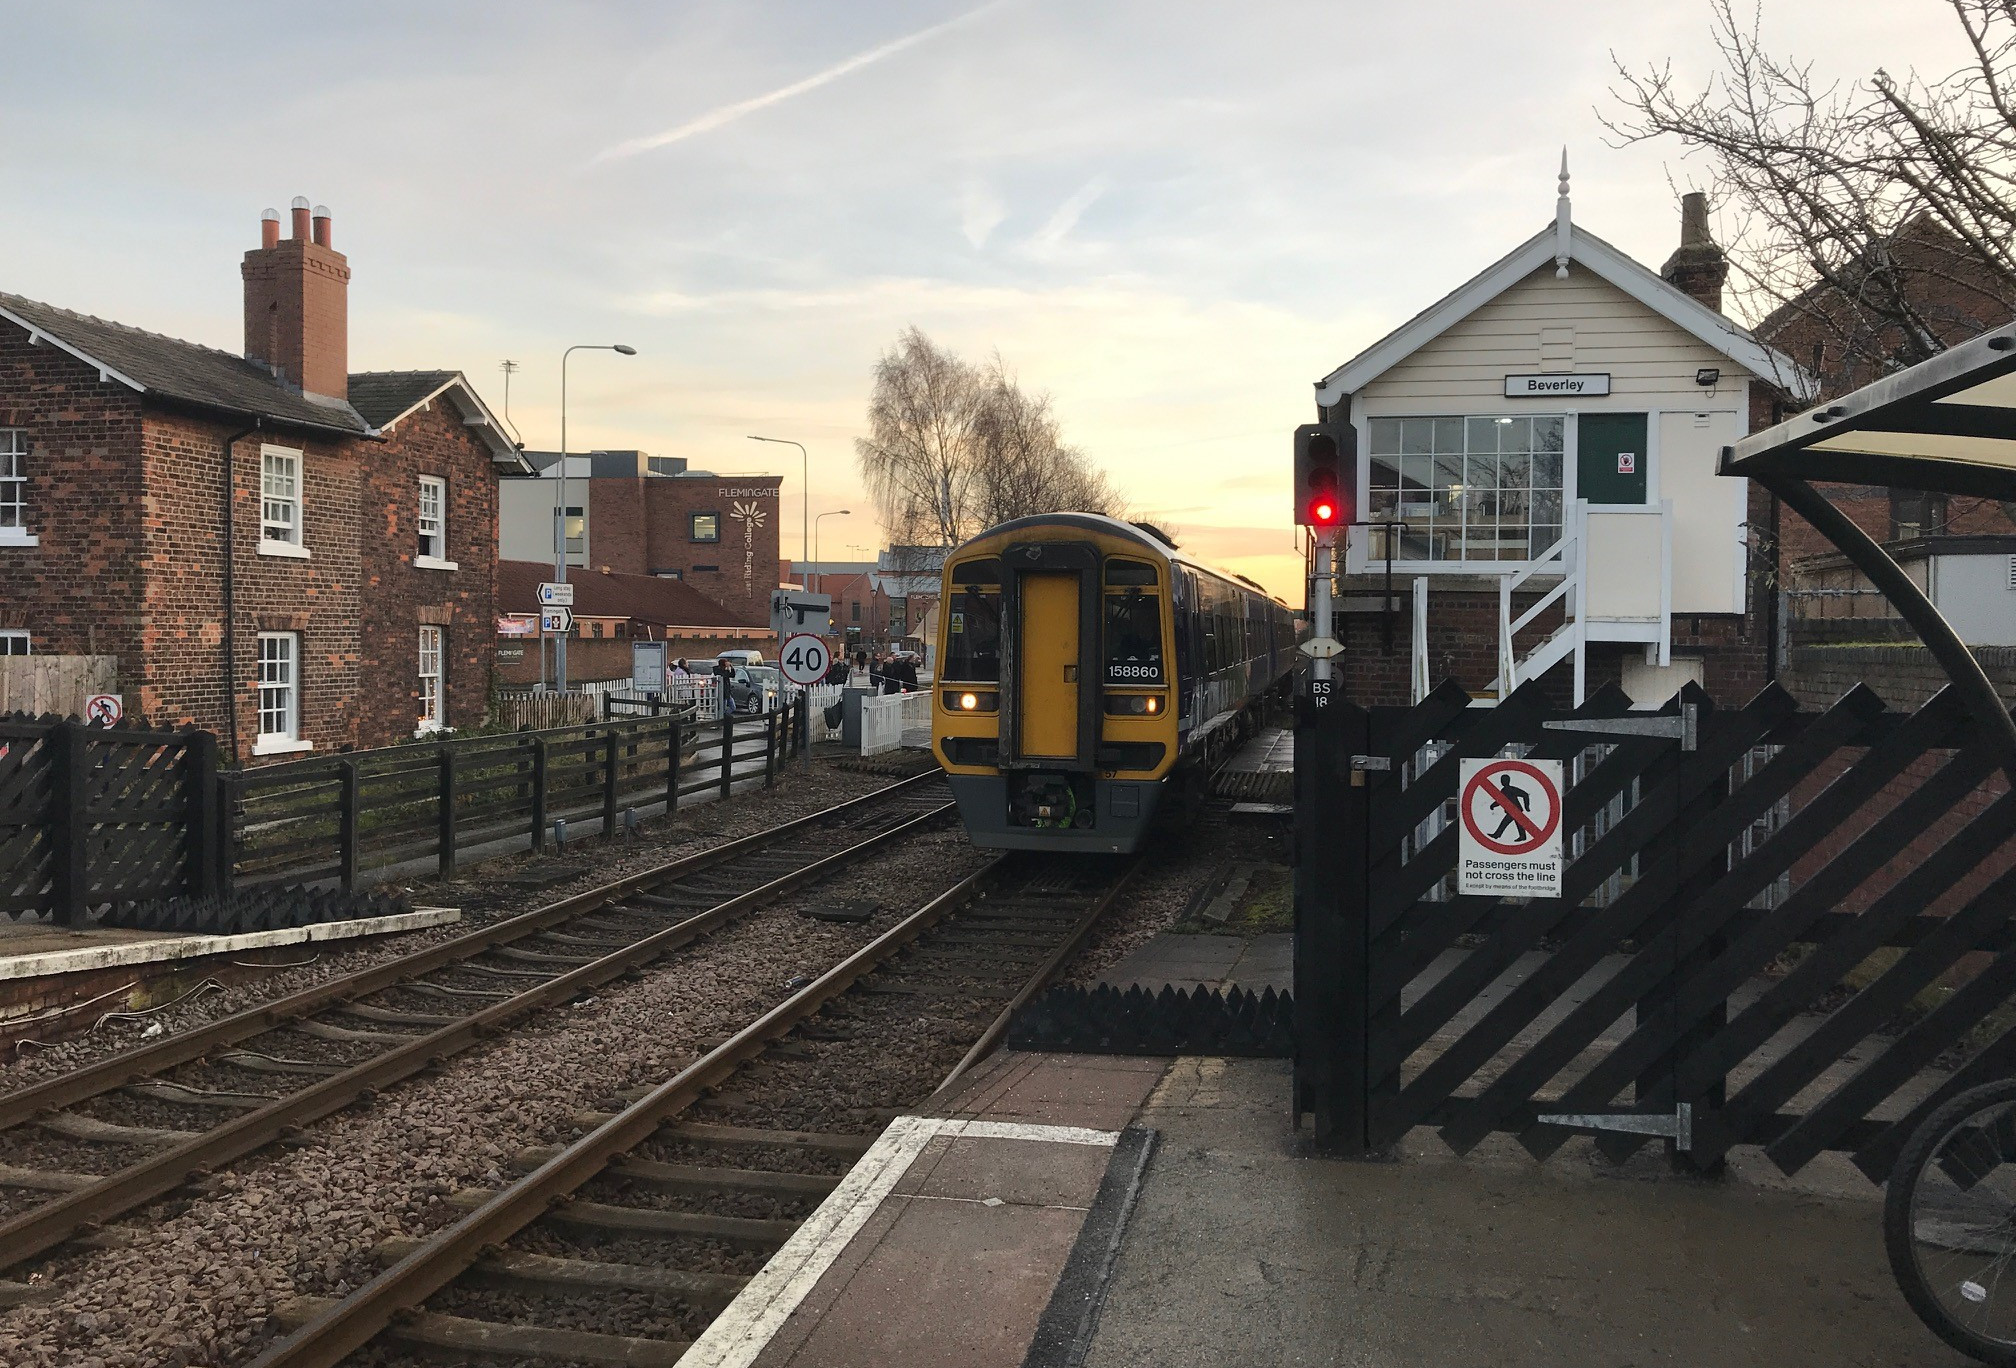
[945,587,1002,681]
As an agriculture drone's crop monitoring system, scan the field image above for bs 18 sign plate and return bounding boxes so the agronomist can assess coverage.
[1457,757,1564,898]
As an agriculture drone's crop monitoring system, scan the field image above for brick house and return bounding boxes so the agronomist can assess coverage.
[498,451,783,625]
[0,197,526,761]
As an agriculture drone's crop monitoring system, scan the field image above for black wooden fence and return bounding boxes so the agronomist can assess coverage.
[1298,677,2016,1182]
[0,699,806,923]
[229,698,808,890]
[0,718,220,925]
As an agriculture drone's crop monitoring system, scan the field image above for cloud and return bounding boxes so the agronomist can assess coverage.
[1023,176,1109,259]
[960,180,1006,249]
[592,2,1003,163]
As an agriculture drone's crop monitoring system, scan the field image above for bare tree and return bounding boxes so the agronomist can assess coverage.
[855,330,1125,547]
[1609,0,2016,390]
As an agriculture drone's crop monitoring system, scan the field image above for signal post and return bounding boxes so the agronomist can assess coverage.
[1290,421,1373,1150]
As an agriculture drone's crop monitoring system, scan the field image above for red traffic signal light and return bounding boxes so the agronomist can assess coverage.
[1294,424,1354,528]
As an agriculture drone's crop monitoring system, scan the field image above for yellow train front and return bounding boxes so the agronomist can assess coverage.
[933,513,1295,854]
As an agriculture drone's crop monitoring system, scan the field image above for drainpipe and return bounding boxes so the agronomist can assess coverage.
[219,419,262,765]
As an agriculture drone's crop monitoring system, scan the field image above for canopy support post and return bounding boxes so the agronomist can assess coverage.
[1762,473,2016,772]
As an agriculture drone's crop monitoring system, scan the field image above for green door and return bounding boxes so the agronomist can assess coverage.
[1577,413,1649,505]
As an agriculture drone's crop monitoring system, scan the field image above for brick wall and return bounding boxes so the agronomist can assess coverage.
[0,323,148,676]
[644,477,780,625]
[358,400,502,742]
[1782,643,2016,711]
[493,631,761,686]
[141,414,365,758]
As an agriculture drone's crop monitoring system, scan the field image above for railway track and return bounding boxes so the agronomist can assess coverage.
[252,850,1141,1368]
[0,773,952,1281]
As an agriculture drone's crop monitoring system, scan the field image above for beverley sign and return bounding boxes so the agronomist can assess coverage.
[1503,372,1610,398]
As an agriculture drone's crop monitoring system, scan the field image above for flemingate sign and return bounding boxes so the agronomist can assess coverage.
[1503,373,1611,398]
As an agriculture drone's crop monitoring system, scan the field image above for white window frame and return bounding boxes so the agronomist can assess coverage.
[1357,411,1570,572]
[417,625,445,734]
[253,631,312,755]
[0,629,29,656]
[0,429,35,546]
[416,476,458,571]
[258,445,311,559]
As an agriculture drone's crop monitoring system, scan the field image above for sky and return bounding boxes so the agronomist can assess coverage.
[0,0,1978,600]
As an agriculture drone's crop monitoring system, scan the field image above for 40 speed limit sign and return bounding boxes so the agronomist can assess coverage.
[778,633,832,686]
[1457,757,1564,898]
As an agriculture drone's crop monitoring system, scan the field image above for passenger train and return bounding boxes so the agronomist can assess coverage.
[932,513,1297,854]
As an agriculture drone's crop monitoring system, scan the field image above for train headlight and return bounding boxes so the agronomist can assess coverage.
[1104,693,1168,716]
[941,690,998,712]
[959,692,979,711]
[1145,697,1160,714]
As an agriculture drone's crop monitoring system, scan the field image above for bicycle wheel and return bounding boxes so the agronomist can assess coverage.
[1886,1077,2016,1364]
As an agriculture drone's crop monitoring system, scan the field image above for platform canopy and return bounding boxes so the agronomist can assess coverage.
[1720,321,2016,771]
[1721,323,2016,498]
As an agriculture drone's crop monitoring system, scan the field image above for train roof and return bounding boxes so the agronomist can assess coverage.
[954,512,1290,607]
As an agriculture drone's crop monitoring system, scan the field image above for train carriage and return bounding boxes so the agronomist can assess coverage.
[933,513,1295,853]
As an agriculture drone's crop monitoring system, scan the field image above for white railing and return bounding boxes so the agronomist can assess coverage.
[666,676,723,721]
[859,689,932,756]
[1491,499,1588,705]
[1411,575,1431,704]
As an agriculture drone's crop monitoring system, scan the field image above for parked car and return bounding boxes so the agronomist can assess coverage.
[744,665,786,712]
[716,649,765,668]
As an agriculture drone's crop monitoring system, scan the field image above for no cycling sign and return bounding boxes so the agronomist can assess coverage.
[1457,757,1564,898]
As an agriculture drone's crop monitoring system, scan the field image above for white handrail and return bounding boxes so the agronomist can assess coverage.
[1412,575,1431,704]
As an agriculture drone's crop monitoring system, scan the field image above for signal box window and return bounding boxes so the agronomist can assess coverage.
[1366,415,1564,563]
[691,513,720,543]
[945,586,1001,682]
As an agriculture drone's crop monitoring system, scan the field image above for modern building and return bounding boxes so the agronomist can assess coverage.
[1312,171,1807,706]
[0,197,525,759]
[498,450,782,625]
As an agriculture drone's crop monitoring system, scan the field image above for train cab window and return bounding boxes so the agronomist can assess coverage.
[952,558,1003,585]
[945,586,1002,681]
[1105,559,1158,586]
[1105,588,1164,683]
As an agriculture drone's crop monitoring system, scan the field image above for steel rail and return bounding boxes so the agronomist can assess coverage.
[0,792,953,1273]
[249,855,1014,1368]
[0,769,942,1130]
[936,853,1147,1090]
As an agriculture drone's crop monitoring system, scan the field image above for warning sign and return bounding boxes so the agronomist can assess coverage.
[1458,757,1564,898]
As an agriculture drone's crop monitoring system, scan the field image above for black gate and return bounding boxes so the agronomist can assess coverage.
[0,718,219,925]
[1296,677,2016,1181]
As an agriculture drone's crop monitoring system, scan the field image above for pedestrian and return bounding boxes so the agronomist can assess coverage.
[713,656,737,715]
[878,653,901,695]
[896,654,920,692]
[825,654,851,686]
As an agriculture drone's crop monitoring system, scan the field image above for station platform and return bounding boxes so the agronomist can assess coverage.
[684,1050,1945,1368]
[1215,724,1291,806]
[0,907,459,1040]
[1101,931,1290,995]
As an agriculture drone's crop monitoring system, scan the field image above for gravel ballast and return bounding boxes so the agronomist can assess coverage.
[1,758,908,1085]
[0,824,985,1368]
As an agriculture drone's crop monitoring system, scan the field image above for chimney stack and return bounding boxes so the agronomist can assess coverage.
[1660,191,1730,315]
[242,195,350,402]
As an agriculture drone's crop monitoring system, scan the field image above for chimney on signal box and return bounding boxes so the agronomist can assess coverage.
[1660,192,1730,315]
[242,196,349,401]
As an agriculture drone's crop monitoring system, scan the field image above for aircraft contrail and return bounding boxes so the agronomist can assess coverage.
[594,2,1002,163]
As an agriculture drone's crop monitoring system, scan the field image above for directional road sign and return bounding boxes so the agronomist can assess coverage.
[539,606,574,634]
[538,581,575,607]
[1457,756,1564,898]
[778,633,832,686]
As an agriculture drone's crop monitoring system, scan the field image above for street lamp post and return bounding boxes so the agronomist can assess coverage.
[746,435,809,574]
[555,343,636,691]
[812,509,851,594]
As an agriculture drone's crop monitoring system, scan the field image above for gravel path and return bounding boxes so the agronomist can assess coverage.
[2,758,909,1085]
[0,825,986,1368]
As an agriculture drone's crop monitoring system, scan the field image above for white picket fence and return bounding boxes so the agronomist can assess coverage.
[861,690,932,756]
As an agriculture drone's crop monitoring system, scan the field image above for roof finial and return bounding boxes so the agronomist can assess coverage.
[1554,147,1572,279]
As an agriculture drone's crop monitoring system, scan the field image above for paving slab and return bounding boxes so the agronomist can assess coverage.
[1080,1057,1963,1368]
[1103,931,1292,995]
[685,1053,1169,1368]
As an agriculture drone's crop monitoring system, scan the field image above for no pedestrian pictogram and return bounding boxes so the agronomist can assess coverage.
[1457,757,1564,897]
